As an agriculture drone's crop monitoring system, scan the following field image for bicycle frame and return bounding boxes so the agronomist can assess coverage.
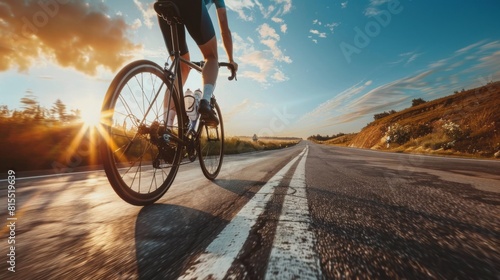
[161,27,204,147]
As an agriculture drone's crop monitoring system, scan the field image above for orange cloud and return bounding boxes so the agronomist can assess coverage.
[0,0,140,75]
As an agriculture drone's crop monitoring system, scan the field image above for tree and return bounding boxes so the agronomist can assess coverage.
[0,105,9,118]
[411,98,426,107]
[374,110,397,120]
[20,93,39,119]
[51,99,67,122]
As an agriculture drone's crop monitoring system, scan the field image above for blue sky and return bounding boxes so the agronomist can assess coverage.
[1,0,499,138]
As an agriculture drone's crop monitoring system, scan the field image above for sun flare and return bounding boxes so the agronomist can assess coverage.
[80,105,102,127]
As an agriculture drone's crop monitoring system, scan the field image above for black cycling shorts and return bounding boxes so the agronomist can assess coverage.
[157,0,216,56]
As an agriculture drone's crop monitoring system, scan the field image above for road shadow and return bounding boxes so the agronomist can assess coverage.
[135,203,227,279]
[212,178,265,196]
[134,177,267,279]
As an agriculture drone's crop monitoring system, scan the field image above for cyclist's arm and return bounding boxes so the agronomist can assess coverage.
[216,8,238,71]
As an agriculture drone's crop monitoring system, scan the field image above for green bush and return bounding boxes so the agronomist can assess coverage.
[386,123,411,145]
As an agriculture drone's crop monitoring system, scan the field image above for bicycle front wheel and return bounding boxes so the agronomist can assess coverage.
[197,100,224,180]
[100,60,184,205]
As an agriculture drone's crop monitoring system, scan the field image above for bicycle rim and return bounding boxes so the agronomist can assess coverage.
[100,60,184,205]
[197,101,224,180]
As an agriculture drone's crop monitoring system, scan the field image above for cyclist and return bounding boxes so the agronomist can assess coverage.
[156,0,238,126]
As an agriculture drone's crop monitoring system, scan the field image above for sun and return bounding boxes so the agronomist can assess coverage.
[80,105,102,127]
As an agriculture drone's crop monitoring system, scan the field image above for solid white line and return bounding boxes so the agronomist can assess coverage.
[265,145,321,279]
[0,169,104,182]
[179,147,308,280]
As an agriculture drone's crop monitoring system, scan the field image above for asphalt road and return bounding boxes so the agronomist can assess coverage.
[1,141,499,279]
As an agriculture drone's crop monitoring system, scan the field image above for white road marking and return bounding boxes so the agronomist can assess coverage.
[179,147,308,280]
[265,145,321,279]
[0,169,103,182]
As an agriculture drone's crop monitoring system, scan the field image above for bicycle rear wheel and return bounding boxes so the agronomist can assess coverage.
[197,99,224,180]
[100,60,184,205]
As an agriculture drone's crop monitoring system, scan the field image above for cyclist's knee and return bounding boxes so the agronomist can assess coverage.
[199,36,218,60]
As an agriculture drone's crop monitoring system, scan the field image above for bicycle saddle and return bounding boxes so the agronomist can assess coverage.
[154,1,182,24]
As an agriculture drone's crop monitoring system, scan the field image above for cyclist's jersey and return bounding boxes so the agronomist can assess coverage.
[204,0,225,9]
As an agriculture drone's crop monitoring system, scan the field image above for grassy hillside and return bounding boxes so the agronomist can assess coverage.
[225,136,301,154]
[328,81,500,158]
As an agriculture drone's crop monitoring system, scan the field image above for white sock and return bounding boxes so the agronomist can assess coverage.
[202,84,215,101]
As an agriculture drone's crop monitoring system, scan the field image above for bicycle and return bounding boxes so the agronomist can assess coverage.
[99,1,236,206]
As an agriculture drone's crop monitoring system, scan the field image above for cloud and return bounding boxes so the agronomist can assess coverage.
[271,17,283,23]
[272,69,288,82]
[234,24,291,84]
[392,51,422,66]
[225,98,268,119]
[280,24,288,33]
[225,0,255,21]
[364,7,381,16]
[364,0,390,16]
[272,17,287,33]
[325,22,340,32]
[257,23,291,63]
[258,23,280,40]
[240,50,273,83]
[225,98,251,119]
[341,1,348,9]
[225,1,293,85]
[132,0,156,29]
[428,40,500,78]
[299,80,371,122]
[255,0,275,18]
[297,71,433,132]
[274,0,293,15]
[343,70,432,113]
[0,0,139,75]
[131,18,142,30]
[260,38,292,63]
[309,29,327,38]
[480,40,500,51]
[239,48,288,84]
[369,0,390,5]
[226,0,292,21]
[309,20,338,43]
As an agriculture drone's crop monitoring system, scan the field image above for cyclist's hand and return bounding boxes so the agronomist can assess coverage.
[227,61,238,81]
[229,61,238,73]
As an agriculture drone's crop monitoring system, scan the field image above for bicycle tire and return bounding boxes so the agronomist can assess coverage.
[197,100,224,180]
[100,60,184,205]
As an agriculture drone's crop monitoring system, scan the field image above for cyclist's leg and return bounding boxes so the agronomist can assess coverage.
[182,0,218,101]
[199,37,219,101]
[196,37,219,125]
[157,1,192,126]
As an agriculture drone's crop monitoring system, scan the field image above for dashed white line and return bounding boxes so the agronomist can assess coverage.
[179,147,308,280]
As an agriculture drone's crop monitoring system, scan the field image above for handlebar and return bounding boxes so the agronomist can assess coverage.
[219,62,237,81]
[192,61,237,81]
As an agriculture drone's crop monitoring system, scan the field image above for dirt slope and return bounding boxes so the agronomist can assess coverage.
[347,81,500,158]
